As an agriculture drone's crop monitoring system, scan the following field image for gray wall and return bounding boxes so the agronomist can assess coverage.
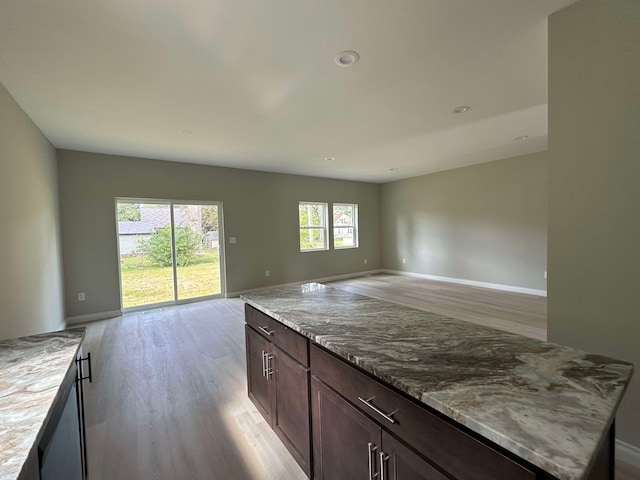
[0,83,65,340]
[381,152,548,291]
[548,0,640,447]
[57,150,380,317]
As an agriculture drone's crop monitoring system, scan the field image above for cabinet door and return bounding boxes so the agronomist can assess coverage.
[312,378,381,480]
[39,378,83,480]
[382,431,449,480]
[272,346,312,476]
[245,325,272,422]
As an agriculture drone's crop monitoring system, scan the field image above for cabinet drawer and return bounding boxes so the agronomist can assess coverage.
[245,304,309,367]
[311,345,535,480]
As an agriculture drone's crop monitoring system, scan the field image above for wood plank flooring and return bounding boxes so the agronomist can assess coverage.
[328,273,548,340]
[79,274,639,479]
[81,300,307,480]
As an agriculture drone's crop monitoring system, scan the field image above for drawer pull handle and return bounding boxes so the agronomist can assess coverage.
[261,350,267,377]
[77,352,93,383]
[379,451,389,480]
[258,326,275,336]
[367,442,378,480]
[358,396,397,424]
[265,353,274,379]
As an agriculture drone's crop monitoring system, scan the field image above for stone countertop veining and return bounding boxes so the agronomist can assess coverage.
[242,283,634,480]
[0,328,85,480]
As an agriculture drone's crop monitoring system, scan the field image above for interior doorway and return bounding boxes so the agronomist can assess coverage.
[115,199,225,310]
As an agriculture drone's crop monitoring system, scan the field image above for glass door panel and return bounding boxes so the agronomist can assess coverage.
[173,204,222,300]
[117,202,175,308]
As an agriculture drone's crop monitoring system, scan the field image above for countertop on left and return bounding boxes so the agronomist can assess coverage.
[0,328,85,480]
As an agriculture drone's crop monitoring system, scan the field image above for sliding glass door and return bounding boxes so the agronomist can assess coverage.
[116,199,225,310]
[173,204,221,300]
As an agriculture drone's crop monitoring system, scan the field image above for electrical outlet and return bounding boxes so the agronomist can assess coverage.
[265,270,270,277]
[78,292,86,301]
[364,258,368,265]
[229,237,237,244]
[402,258,406,265]
[544,271,548,279]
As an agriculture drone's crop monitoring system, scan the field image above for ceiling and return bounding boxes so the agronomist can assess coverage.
[0,0,576,183]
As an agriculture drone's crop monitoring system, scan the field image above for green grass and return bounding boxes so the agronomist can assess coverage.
[120,248,221,308]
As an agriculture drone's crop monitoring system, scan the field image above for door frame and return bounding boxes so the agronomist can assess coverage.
[114,197,227,312]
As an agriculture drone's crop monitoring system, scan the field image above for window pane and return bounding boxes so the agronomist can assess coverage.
[333,205,354,227]
[117,202,174,308]
[299,203,325,227]
[173,204,221,300]
[334,227,354,247]
[300,228,325,250]
[333,204,358,249]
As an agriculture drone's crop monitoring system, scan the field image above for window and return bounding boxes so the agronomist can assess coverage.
[299,202,328,251]
[333,203,358,249]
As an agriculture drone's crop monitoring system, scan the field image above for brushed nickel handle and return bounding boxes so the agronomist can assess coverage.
[367,442,378,480]
[358,396,397,424]
[265,353,274,379]
[258,326,275,336]
[379,451,389,480]
[261,350,267,377]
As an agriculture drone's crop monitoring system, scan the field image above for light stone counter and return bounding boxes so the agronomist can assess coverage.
[242,283,633,480]
[0,328,85,480]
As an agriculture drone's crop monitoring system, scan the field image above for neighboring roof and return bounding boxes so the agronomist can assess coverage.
[333,212,352,226]
[118,207,191,235]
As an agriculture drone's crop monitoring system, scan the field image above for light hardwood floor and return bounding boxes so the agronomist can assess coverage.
[82,299,307,480]
[329,273,548,340]
[80,274,639,479]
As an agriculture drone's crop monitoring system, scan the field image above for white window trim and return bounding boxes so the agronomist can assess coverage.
[333,203,359,249]
[299,201,329,252]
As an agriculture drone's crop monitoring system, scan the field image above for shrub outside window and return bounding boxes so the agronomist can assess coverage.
[299,202,328,251]
[333,203,358,249]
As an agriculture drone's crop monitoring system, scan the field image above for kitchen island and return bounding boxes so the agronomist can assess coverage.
[242,283,633,480]
[0,328,87,480]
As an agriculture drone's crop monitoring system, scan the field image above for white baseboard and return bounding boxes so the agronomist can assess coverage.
[381,269,547,297]
[65,309,122,326]
[617,439,640,468]
[227,269,383,298]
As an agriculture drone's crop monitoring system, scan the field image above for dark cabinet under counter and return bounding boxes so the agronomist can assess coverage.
[242,284,632,480]
[36,349,91,480]
[245,305,312,477]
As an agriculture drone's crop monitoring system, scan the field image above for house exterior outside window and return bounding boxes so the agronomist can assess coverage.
[333,203,358,249]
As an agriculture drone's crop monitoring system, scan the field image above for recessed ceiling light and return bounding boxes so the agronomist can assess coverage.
[325,157,335,162]
[514,135,529,141]
[389,168,399,171]
[182,129,193,135]
[452,106,471,114]
[335,51,360,67]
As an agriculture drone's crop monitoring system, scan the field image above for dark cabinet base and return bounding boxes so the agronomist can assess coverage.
[245,306,312,477]
[245,305,615,480]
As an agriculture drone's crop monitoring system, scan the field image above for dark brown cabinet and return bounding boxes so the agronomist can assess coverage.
[245,325,272,422]
[245,305,311,477]
[311,378,379,480]
[312,378,446,480]
[245,304,613,480]
[382,431,448,480]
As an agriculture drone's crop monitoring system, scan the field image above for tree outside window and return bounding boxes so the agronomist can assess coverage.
[299,202,328,251]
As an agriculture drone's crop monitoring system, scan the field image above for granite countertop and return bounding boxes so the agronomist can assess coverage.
[0,328,85,480]
[242,283,634,480]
